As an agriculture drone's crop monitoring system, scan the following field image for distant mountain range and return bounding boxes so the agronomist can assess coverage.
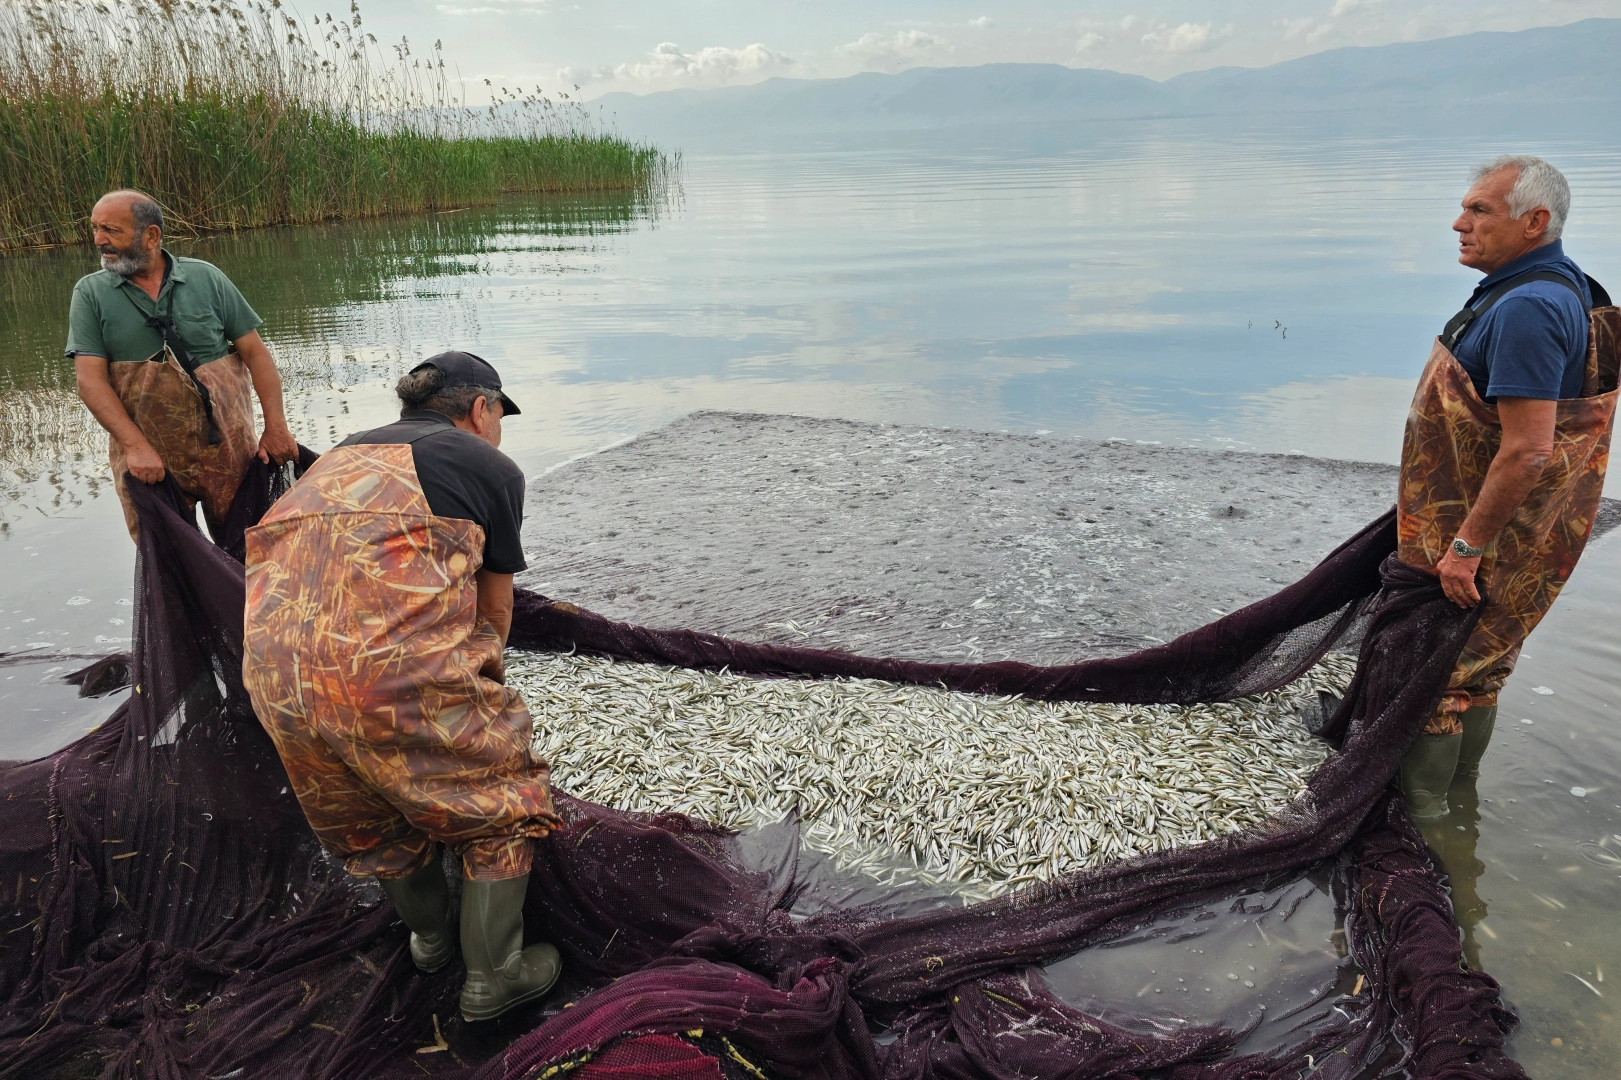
[594,19,1621,140]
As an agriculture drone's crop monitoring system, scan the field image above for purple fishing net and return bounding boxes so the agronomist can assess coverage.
[0,458,1526,1080]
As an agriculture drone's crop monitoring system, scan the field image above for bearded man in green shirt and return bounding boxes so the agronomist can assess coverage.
[66,190,298,540]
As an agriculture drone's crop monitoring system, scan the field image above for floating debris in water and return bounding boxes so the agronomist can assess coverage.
[1531,686,1555,696]
[1520,718,1535,725]
[509,651,1354,896]
[1571,787,1588,798]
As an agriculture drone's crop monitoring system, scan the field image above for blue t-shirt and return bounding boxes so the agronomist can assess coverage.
[1452,239,1590,402]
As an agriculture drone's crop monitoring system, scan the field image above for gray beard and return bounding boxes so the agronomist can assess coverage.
[101,247,149,277]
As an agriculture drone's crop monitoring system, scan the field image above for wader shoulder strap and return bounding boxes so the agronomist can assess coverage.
[119,282,223,446]
[341,416,457,448]
[1440,268,1595,353]
[394,418,457,444]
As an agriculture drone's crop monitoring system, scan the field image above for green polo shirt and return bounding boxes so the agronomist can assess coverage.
[64,253,261,364]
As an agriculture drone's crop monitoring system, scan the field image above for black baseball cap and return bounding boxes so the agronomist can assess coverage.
[410,351,521,416]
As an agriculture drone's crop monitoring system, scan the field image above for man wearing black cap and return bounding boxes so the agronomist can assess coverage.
[242,351,563,1024]
[345,350,529,656]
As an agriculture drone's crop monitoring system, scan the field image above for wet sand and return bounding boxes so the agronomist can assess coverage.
[519,410,1620,662]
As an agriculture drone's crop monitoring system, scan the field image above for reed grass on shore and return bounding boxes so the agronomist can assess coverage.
[0,0,672,251]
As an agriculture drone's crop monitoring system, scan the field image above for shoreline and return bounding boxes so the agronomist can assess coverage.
[0,176,672,256]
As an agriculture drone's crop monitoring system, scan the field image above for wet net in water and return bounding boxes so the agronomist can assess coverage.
[0,458,1526,1080]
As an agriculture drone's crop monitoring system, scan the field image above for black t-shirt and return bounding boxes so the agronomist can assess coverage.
[337,410,527,574]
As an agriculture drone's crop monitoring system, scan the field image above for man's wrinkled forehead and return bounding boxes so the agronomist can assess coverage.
[1464,167,1516,205]
[92,194,137,229]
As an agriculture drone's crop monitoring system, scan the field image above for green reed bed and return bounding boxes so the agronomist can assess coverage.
[0,0,672,251]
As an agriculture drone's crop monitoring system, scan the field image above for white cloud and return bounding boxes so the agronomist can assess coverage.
[566,42,797,90]
[1273,0,1385,49]
[1141,22,1223,54]
[836,29,953,70]
[967,16,993,30]
[1074,30,1107,53]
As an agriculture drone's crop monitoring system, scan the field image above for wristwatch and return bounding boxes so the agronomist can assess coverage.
[1451,536,1486,559]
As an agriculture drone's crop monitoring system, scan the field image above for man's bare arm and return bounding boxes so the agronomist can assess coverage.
[234,330,297,464]
[1435,396,1557,607]
[476,570,516,681]
[74,354,166,483]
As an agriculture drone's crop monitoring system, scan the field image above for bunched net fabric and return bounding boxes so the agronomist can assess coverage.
[0,459,1529,1080]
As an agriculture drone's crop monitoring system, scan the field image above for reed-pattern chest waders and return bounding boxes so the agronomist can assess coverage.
[1398,271,1619,733]
[106,282,256,539]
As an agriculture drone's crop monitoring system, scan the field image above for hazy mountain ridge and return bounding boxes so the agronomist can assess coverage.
[595,19,1621,138]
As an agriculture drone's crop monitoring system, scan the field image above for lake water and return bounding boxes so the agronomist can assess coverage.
[3,113,1620,1074]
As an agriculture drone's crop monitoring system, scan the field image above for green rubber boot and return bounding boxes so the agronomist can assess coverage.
[378,858,457,974]
[1399,732,1463,821]
[459,874,562,1022]
[1453,704,1497,783]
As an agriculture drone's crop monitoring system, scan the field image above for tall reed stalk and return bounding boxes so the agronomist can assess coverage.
[0,0,672,251]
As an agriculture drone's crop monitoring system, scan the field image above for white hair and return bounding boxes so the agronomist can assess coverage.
[1472,154,1570,241]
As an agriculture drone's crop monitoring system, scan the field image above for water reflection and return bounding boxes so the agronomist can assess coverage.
[0,189,670,521]
[0,659,123,760]
[0,189,667,393]
[5,118,1620,515]
[0,387,108,530]
[1042,872,1357,1057]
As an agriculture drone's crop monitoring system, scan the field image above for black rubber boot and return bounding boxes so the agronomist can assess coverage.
[1453,704,1497,782]
[1399,732,1463,821]
[378,857,457,974]
[459,874,561,1022]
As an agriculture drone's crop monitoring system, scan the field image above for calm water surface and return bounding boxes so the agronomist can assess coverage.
[2,116,1619,1074]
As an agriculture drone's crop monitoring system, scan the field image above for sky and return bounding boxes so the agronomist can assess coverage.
[347,1,1621,100]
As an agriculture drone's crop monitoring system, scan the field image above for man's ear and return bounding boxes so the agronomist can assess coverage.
[470,394,491,435]
[1524,207,1551,240]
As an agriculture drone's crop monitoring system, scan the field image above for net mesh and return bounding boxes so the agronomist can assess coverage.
[0,458,1527,1080]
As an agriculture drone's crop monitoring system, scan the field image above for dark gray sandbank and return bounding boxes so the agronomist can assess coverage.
[520,411,1620,666]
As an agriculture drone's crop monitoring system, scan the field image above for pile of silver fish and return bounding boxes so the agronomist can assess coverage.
[509,651,1354,898]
